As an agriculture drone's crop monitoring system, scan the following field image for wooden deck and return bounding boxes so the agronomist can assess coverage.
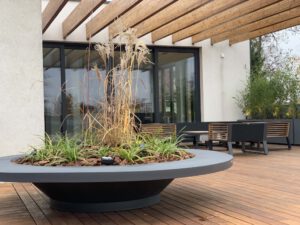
[1,145,300,225]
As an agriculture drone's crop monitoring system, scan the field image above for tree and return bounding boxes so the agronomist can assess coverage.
[238,26,300,119]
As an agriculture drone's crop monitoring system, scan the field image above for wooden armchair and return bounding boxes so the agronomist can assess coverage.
[207,123,233,154]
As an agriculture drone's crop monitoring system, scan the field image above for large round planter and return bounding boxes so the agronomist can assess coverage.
[0,150,232,212]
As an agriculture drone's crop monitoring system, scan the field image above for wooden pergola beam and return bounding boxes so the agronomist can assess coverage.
[62,0,106,39]
[172,0,280,43]
[109,0,176,39]
[86,0,141,39]
[230,16,300,45]
[151,0,245,42]
[210,0,300,44]
[134,0,211,38]
[42,0,68,33]
[223,7,300,45]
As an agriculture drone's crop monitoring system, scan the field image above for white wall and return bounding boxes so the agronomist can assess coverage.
[42,0,250,122]
[0,0,44,156]
[196,39,250,122]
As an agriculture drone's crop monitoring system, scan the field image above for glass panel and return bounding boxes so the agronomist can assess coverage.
[158,52,195,123]
[114,51,154,123]
[65,49,106,135]
[43,48,62,135]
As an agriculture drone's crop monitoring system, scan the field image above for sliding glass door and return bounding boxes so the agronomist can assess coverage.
[64,49,106,135]
[157,51,196,123]
[43,48,62,135]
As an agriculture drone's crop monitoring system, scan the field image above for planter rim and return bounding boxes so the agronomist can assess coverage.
[0,150,232,183]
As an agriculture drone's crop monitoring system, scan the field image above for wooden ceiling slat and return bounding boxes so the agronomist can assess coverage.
[109,0,176,39]
[151,0,245,42]
[134,0,211,38]
[42,0,68,33]
[86,0,141,39]
[63,0,106,39]
[229,8,300,44]
[217,6,300,44]
[230,16,300,45]
[172,0,280,43]
[210,0,300,44]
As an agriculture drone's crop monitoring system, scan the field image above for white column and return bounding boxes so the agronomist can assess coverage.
[0,0,44,156]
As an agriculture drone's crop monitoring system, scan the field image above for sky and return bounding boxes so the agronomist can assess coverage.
[280,34,300,57]
[276,26,300,58]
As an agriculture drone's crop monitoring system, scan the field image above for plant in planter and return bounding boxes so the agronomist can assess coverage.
[238,36,300,120]
[236,65,300,119]
[0,27,232,212]
[235,36,300,145]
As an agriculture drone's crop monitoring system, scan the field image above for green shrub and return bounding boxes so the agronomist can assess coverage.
[236,68,300,119]
[17,133,191,166]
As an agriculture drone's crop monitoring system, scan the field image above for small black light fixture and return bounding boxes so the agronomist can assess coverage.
[101,156,114,165]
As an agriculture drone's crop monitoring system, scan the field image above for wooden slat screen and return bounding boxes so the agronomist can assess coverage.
[208,123,228,141]
[141,123,176,137]
[267,122,290,137]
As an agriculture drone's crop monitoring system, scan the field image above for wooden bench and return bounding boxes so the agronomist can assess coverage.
[267,122,291,149]
[140,123,176,138]
[208,122,269,155]
[207,121,291,155]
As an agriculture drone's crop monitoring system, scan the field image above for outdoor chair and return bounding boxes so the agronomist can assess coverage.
[140,123,176,138]
[208,122,270,155]
[239,121,291,153]
[267,122,291,149]
[207,123,233,155]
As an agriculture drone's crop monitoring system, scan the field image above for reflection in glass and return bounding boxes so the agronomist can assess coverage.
[43,48,62,135]
[158,52,195,123]
[114,51,154,123]
[43,46,198,136]
[65,49,106,135]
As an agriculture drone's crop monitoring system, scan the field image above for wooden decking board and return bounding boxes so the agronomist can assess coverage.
[180,177,298,213]
[151,202,201,225]
[140,207,183,225]
[158,200,208,224]
[115,211,150,225]
[23,183,74,225]
[179,179,300,222]
[211,168,300,198]
[162,191,251,225]
[168,184,286,225]
[0,145,299,225]
[160,197,228,224]
[197,178,300,218]
[129,209,166,225]
[0,184,35,225]
[165,188,255,225]
[13,183,51,225]
[89,213,117,225]
[103,212,134,225]
[74,213,99,225]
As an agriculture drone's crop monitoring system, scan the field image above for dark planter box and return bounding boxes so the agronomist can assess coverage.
[229,122,267,143]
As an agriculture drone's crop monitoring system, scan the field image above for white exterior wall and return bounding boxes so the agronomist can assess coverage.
[0,0,44,156]
[197,40,250,122]
[42,0,250,123]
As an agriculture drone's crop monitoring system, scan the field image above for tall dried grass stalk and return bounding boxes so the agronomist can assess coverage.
[85,26,150,147]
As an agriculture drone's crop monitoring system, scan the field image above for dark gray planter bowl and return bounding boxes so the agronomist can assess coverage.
[0,150,232,212]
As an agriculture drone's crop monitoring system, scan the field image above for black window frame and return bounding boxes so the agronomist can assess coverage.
[43,41,201,134]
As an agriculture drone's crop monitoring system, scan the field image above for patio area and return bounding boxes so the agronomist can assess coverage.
[1,145,300,225]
